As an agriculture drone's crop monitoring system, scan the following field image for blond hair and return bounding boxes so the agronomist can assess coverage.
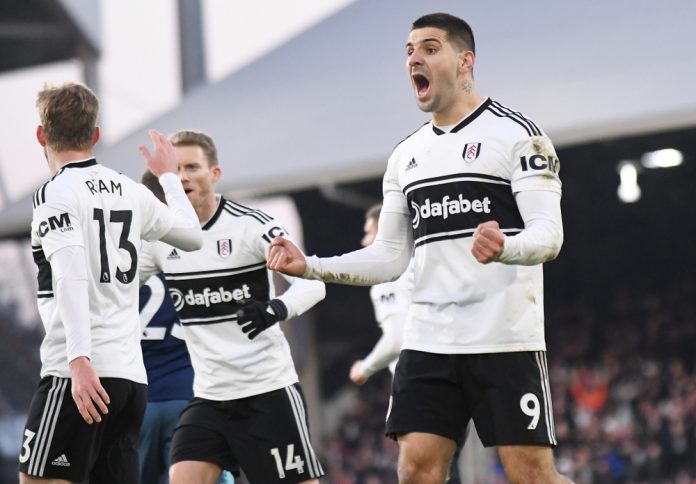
[36,82,99,151]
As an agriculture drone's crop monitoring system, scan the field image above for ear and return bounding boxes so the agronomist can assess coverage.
[211,165,222,183]
[459,50,475,75]
[92,126,100,146]
[36,125,47,146]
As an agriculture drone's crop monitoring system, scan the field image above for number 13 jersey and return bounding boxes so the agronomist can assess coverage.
[31,158,177,383]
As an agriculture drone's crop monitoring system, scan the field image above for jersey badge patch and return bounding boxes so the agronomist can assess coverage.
[462,143,482,163]
[217,239,232,257]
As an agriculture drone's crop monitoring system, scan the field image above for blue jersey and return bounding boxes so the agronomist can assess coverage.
[139,273,194,402]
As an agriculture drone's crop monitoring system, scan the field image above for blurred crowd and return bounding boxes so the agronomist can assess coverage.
[548,277,696,483]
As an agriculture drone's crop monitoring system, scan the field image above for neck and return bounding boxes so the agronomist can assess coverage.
[432,89,484,126]
[196,194,220,225]
[46,148,93,176]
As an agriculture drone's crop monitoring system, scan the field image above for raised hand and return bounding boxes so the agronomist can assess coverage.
[471,220,505,264]
[138,129,178,177]
[267,237,307,276]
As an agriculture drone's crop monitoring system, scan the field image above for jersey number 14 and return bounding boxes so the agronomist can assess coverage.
[270,444,305,478]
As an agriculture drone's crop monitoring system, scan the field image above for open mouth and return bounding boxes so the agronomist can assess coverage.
[412,73,430,98]
[184,189,193,195]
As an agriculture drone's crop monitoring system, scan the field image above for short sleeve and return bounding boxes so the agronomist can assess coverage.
[510,134,562,195]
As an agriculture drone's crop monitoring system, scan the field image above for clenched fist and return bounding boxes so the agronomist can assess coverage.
[471,220,505,264]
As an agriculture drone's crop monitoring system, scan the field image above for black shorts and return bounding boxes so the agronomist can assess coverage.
[386,350,557,448]
[18,376,146,483]
[171,383,324,483]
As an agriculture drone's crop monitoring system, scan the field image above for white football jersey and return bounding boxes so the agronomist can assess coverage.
[382,98,562,354]
[140,198,300,400]
[368,259,414,372]
[31,158,176,382]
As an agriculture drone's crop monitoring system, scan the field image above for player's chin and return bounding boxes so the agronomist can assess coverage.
[414,96,435,113]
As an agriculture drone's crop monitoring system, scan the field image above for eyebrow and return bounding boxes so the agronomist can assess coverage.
[406,37,443,48]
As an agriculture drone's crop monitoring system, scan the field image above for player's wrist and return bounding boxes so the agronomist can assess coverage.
[268,299,288,322]
[69,355,92,370]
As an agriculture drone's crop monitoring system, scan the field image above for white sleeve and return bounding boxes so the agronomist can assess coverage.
[142,173,202,251]
[303,208,413,286]
[276,276,326,319]
[497,190,563,265]
[360,316,403,377]
[138,241,161,284]
[303,155,413,285]
[49,245,91,363]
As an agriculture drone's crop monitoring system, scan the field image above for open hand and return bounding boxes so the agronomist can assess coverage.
[139,129,178,177]
[69,356,110,425]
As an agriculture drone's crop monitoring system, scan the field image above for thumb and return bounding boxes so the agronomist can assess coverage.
[234,299,254,318]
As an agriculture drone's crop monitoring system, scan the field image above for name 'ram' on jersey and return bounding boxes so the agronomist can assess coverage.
[31,158,178,382]
[382,98,562,354]
[140,197,313,401]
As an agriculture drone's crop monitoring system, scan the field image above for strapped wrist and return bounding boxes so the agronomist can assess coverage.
[268,299,288,322]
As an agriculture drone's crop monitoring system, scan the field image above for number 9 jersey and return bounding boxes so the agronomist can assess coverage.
[31,158,178,383]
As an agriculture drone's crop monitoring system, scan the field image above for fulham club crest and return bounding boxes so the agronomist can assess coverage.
[462,142,481,163]
[217,239,232,257]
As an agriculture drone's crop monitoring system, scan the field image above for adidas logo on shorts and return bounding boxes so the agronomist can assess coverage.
[51,454,70,467]
[167,248,180,260]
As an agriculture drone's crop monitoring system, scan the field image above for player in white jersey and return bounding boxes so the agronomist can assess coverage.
[268,13,571,484]
[350,204,413,385]
[19,83,202,484]
[139,130,326,484]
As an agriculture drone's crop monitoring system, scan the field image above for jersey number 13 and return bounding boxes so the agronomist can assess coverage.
[93,208,137,284]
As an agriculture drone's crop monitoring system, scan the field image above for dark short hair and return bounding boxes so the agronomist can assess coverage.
[365,203,382,223]
[141,170,165,203]
[36,82,99,151]
[412,13,475,54]
[169,129,219,167]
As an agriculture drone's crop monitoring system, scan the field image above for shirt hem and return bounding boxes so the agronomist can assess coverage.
[41,369,147,385]
[194,377,299,401]
[401,342,547,354]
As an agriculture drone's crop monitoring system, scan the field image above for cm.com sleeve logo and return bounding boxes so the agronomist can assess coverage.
[36,213,74,237]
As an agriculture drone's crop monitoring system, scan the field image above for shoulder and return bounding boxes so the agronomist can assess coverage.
[391,121,432,155]
[221,199,276,226]
[33,174,77,209]
[483,99,545,139]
